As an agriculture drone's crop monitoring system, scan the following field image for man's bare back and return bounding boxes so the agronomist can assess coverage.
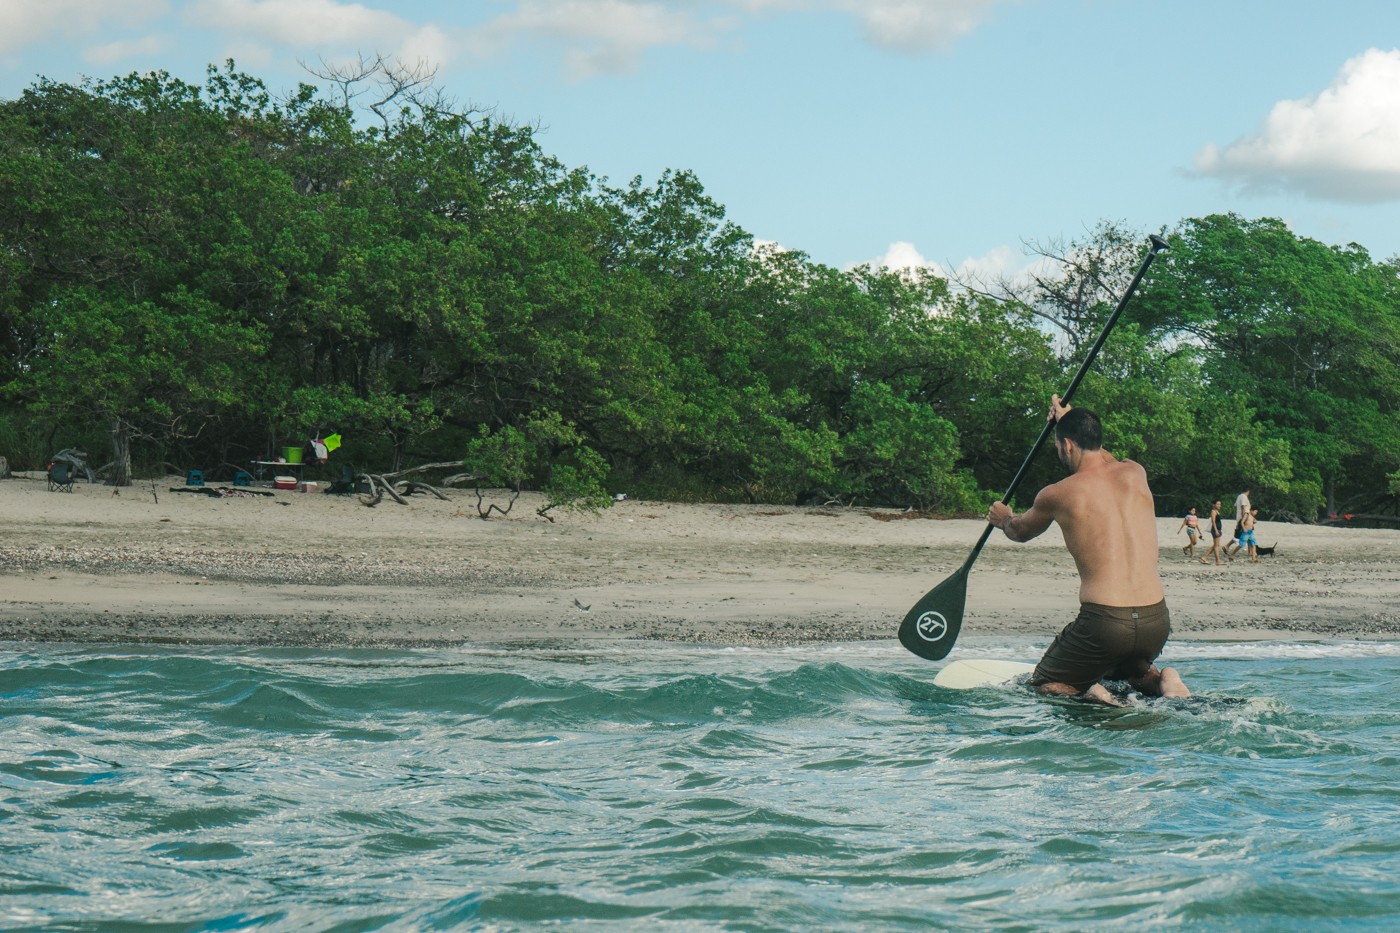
[1020,452,1165,607]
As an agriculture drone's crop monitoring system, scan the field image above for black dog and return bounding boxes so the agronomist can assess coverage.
[1255,543,1276,557]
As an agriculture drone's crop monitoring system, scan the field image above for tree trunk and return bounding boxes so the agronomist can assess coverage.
[109,417,133,486]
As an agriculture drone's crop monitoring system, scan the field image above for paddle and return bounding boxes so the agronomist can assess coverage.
[898,234,1169,661]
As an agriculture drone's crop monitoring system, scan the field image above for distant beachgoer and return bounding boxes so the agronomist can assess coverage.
[1240,508,1260,562]
[1226,485,1252,560]
[1200,500,1224,565]
[1176,507,1201,558]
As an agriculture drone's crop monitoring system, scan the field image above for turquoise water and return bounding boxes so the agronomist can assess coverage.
[2,639,1398,932]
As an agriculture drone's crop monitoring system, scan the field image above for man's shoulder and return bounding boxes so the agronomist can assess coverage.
[1116,457,1148,477]
[1095,455,1148,484]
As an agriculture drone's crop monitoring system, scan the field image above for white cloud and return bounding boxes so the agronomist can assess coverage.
[0,0,167,57]
[731,0,1000,51]
[184,0,449,73]
[469,0,1000,79]
[468,1,715,80]
[875,240,932,271]
[838,0,1000,54]
[3,1,1002,92]
[186,0,408,45]
[869,240,1047,285]
[1194,48,1400,202]
[83,35,169,67]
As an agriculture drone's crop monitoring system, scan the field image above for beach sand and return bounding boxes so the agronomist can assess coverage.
[3,474,1397,648]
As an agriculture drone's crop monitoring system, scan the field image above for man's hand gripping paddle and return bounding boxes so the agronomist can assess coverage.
[898,234,1169,661]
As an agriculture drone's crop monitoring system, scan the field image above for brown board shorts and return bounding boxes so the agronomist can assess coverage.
[1031,599,1171,693]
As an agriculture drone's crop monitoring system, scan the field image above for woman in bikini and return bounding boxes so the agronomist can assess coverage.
[1199,500,1224,565]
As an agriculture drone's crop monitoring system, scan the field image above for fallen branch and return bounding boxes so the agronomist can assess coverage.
[475,486,519,519]
[399,480,450,501]
[360,473,408,506]
[377,461,474,483]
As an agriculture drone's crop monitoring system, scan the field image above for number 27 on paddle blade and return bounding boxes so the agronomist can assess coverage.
[897,564,968,660]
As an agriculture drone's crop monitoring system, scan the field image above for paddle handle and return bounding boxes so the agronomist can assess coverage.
[966,234,1169,564]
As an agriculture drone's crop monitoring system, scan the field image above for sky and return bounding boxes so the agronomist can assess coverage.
[3,1,1400,279]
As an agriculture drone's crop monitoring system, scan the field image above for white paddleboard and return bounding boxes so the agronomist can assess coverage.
[933,659,1035,690]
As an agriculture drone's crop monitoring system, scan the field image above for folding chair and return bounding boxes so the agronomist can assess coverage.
[47,461,76,492]
[327,464,357,495]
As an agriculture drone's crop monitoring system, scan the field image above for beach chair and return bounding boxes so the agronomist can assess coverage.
[47,461,76,492]
[49,448,94,483]
[327,464,357,495]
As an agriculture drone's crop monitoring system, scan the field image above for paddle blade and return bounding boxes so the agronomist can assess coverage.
[898,565,968,660]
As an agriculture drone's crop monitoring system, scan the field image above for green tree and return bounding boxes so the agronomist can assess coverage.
[1140,214,1400,517]
[0,68,286,481]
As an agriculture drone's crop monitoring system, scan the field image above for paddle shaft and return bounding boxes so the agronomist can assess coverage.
[961,234,1169,569]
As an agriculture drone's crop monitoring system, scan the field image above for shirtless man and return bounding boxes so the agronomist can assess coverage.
[987,395,1189,705]
[1239,508,1260,562]
[1225,486,1252,560]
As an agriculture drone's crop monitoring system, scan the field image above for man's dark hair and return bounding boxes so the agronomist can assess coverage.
[1055,407,1102,451]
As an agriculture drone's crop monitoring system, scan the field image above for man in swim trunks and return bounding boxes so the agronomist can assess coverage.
[987,395,1189,705]
[1239,508,1260,562]
[1226,485,1252,560]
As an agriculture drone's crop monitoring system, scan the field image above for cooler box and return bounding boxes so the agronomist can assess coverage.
[273,475,298,490]
[299,482,318,493]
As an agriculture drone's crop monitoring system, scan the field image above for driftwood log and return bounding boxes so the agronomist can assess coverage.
[356,462,483,507]
[475,486,520,519]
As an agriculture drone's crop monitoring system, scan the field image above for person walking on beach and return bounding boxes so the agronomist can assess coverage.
[1200,500,1225,565]
[1239,508,1260,562]
[987,395,1190,705]
[1177,507,1201,559]
[1226,485,1252,560]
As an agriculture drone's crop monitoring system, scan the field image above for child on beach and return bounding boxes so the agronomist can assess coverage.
[1239,508,1260,562]
[1176,507,1201,559]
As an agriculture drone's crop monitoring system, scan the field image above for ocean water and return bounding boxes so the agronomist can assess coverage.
[2,638,1398,932]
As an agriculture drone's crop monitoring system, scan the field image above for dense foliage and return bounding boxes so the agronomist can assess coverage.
[2,65,1397,520]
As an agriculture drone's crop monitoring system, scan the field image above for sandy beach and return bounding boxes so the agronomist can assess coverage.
[2,473,1397,648]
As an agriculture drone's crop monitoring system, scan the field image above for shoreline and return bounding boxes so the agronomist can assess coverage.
[3,474,1398,649]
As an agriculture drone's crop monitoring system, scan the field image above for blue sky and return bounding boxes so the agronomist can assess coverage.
[4,1,1399,277]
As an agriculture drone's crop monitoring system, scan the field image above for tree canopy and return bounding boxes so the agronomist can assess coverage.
[2,63,1396,521]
